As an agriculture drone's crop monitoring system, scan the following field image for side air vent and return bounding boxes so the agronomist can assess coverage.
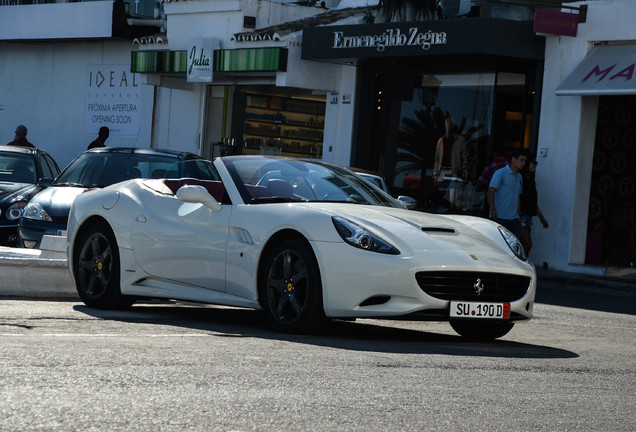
[359,295,391,307]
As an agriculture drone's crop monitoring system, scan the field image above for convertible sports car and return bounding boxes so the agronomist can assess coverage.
[67,156,536,339]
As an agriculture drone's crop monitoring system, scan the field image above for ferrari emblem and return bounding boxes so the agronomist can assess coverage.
[97,262,102,271]
[287,282,293,292]
[470,254,478,260]
[474,278,484,296]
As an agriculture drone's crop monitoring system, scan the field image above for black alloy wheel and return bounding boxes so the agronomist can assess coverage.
[74,222,134,309]
[261,238,326,333]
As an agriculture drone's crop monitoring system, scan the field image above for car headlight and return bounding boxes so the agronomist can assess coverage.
[332,216,400,255]
[498,226,527,261]
[22,202,53,222]
[6,202,27,220]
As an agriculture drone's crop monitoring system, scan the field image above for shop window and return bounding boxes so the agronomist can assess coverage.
[494,73,530,151]
[389,72,495,213]
[240,92,326,159]
[365,70,534,215]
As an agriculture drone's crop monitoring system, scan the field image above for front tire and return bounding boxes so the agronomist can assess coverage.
[450,321,514,340]
[74,222,134,309]
[259,238,326,334]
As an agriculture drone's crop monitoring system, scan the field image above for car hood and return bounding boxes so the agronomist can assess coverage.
[29,186,88,217]
[0,182,38,203]
[298,203,516,260]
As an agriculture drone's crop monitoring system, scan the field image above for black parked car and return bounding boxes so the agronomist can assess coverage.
[19,147,208,249]
[0,146,61,246]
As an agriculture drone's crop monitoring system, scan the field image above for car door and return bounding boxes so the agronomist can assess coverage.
[131,182,231,291]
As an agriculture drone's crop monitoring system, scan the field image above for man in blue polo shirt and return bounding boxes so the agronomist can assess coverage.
[487,149,527,238]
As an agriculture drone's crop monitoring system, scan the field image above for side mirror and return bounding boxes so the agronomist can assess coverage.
[176,185,222,212]
[37,178,54,187]
[397,195,416,210]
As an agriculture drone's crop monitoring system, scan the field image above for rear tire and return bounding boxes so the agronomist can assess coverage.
[450,321,514,340]
[74,222,134,310]
[259,238,326,334]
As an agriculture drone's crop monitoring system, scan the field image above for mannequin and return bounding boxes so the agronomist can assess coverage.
[433,117,468,209]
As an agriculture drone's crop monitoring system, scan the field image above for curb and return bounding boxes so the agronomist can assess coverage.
[0,237,77,299]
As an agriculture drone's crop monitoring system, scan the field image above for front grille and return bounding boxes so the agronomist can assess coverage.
[415,271,531,302]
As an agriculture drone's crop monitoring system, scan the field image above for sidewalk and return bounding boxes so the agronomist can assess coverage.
[536,266,636,298]
[1,237,635,299]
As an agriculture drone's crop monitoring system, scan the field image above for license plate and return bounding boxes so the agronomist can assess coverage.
[450,301,510,319]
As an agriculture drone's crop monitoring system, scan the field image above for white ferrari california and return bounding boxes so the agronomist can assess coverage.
[67,155,535,339]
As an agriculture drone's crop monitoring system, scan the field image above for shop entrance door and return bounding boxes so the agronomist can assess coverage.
[585,96,636,268]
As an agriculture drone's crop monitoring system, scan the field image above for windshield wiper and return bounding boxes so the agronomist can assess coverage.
[251,197,308,204]
[306,199,365,204]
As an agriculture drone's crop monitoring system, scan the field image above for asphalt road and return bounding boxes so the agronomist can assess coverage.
[1,288,634,432]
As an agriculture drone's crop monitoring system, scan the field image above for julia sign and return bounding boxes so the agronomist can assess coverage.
[187,39,215,83]
[85,64,140,136]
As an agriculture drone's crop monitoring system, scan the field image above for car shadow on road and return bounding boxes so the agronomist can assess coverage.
[73,302,578,360]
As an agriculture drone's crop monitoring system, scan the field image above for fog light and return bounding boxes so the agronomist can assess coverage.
[22,240,38,249]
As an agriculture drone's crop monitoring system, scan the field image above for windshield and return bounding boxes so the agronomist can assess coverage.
[54,153,209,188]
[223,156,400,207]
[0,153,36,184]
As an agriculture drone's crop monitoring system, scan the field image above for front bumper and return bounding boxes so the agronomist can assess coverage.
[311,241,536,322]
[18,218,66,249]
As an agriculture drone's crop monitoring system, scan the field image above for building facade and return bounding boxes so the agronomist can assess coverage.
[2,0,633,275]
[0,0,165,167]
[535,0,636,273]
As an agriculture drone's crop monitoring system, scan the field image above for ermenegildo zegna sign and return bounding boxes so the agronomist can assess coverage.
[301,18,544,60]
[333,27,447,52]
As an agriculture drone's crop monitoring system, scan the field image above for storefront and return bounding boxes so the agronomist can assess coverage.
[302,17,545,213]
[533,0,635,273]
[228,86,326,159]
[554,43,636,268]
[130,42,332,160]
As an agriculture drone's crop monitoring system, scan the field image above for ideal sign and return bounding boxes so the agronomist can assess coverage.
[85,64,140,137]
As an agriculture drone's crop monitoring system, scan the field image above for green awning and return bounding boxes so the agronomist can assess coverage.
[214,48,287,72]
[131,47,288,74]
[131,50,187,74]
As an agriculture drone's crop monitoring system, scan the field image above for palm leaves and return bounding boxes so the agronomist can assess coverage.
[394,107,484,185]
[378,0,444,22]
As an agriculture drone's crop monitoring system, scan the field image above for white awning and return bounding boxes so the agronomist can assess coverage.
[556,44,636,96]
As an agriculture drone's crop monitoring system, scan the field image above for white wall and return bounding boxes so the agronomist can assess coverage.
[156,0,357,164]
[533,0,636,272]
[321,66,357,166]
[0,2,114,40]
[164,0,321,49]
[0,40,154,168]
